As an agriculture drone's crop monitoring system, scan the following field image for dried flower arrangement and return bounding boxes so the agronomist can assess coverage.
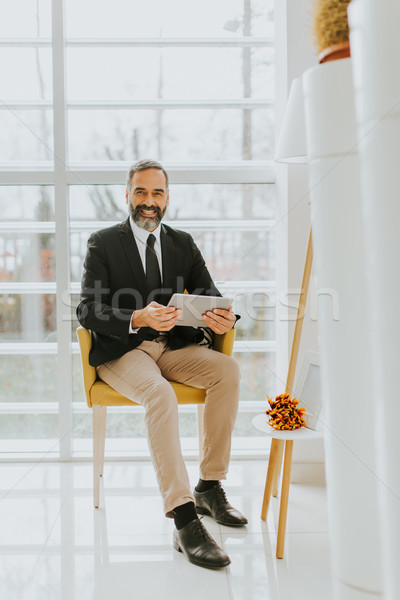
[266,393,306,430]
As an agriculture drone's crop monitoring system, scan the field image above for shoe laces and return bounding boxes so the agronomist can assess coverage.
[192,518,210,542]
[215,482,228,504]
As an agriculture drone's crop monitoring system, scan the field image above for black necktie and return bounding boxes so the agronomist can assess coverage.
[145,234,162,299]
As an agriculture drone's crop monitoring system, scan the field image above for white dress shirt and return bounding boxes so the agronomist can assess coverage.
[128,217,163,333]
[129,216,163,279]
[127,217,213,347]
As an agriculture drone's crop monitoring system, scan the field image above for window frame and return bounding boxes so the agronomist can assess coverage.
[0,0,278,460]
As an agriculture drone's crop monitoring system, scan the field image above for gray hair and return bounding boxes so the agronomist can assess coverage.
[126,159,169,191]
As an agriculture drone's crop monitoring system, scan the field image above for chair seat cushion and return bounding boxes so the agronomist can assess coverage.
[90,380,206,407]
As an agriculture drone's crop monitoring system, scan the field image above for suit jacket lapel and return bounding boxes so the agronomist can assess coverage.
[119,218,147,294]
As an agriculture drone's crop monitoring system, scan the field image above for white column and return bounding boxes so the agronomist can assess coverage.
[303,58,382,599]
[349,2,400,599]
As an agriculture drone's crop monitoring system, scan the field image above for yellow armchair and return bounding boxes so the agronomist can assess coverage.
[76,326,235,507]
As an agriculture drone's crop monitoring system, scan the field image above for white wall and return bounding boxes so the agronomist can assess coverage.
[275,0,324,479]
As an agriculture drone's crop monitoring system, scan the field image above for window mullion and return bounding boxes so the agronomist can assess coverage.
[66,37,274,48]
[0,36,274,48]
[52,0,73,460]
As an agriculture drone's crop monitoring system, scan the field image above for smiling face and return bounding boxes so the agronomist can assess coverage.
[126,168,169,231]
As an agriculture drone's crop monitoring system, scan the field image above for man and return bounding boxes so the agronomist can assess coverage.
[77,159,247,569]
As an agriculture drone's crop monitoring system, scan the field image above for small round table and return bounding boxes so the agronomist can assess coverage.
[252,414,324,558]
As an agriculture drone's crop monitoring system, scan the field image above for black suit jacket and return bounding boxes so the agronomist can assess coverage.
[76,218,221,366]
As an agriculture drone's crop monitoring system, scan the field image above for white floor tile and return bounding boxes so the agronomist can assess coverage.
[222,531,332,600]
[0,493,70,546]
[0,460,331,600]
[17,531,231,600]
[265,483,329,535]
[0,464,41,495]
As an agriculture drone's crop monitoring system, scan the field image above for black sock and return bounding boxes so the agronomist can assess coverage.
[173,501,198,530]
[195,479,219,493]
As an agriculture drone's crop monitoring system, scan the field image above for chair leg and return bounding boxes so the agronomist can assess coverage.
[197,404,204,464]
[272,440,285,497]
[99,406,107,477]
[93,405,107,508]
[276,440,294,559]
[261,438,281,520]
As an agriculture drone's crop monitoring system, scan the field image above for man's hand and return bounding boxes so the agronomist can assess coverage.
[202,305,236,334]
[131,302,182,331]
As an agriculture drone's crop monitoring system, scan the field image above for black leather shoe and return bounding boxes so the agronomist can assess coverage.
[173,518,231,569]
[194,482,248,527]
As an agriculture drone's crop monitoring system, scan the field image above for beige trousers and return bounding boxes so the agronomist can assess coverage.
[96,338,240,516]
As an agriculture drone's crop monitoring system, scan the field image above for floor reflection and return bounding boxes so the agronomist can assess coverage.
[0,461,332,600]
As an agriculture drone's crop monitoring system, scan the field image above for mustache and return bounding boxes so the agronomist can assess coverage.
[133,204,162,217]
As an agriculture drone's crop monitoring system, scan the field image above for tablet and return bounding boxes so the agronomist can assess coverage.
[167,293,234,328]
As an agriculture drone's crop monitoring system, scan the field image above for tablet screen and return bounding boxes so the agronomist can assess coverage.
[167,293,234,328]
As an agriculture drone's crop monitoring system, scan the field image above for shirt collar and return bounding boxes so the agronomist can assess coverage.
[129,215,162,248]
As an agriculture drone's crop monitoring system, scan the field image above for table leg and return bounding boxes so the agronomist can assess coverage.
[276,440,294,559]
[261,438,281,520]
[272,439,284,497]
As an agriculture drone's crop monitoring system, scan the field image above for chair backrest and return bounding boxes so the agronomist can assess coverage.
[76,326,96,408]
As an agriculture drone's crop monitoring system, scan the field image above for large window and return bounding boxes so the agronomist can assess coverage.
[0,0,276,458]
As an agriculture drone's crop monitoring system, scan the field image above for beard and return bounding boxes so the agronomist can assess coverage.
[129,203,167,231]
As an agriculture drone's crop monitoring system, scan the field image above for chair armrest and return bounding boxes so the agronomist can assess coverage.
[213,328,235,357]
